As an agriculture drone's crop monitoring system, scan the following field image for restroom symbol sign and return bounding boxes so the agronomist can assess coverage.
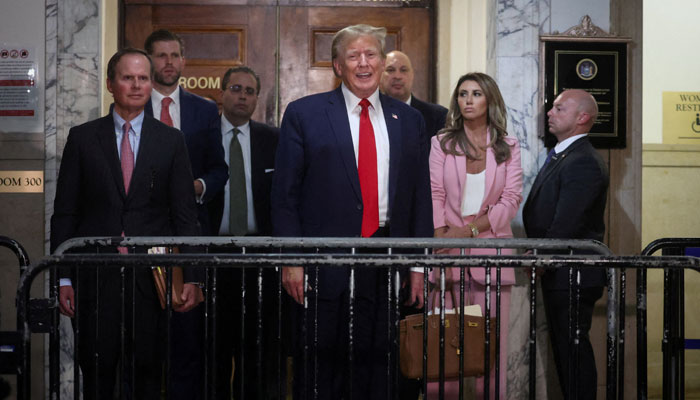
[692,114,700,133]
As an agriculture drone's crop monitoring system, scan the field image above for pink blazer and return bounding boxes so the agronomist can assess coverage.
[429,134,523,285]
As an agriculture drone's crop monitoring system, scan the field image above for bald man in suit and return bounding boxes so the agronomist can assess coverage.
[380,50,447,137]
[523,89,609,399]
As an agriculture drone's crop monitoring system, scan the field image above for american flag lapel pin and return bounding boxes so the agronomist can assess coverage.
[392,113,398,119]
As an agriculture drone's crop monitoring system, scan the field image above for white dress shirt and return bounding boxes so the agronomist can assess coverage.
[151,86,206,202]
[461,170,485,217]
[219,115,258,235]
[554,133,588,154]
[340,84,390,226]
[150,86,181,129]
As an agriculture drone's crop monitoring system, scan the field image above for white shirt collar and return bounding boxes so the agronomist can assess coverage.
[554,133,587,154]
[221,114,250,137]
[151,86,180,107]
[404,94,412,106]
[341,83,381,114]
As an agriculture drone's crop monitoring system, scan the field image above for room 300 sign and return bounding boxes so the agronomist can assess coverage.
[0,171,43,193]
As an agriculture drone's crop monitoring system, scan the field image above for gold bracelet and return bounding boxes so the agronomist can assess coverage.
[468,223,479,238]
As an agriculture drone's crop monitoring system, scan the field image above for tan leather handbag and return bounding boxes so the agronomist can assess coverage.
[399,287,496,380]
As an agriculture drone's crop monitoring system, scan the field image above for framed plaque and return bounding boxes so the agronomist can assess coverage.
[541,36,629,148]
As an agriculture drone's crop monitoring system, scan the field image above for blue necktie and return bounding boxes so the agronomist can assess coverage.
[542,148,556,168]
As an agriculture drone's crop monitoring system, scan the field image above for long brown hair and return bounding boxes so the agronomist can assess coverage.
[438,72,512,164]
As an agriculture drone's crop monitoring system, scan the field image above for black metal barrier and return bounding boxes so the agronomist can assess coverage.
[0,235,30,384]
[13,237,700,400]
[640,238,700,400]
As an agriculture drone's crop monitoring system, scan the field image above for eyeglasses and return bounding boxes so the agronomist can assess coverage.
[226,84,256,96]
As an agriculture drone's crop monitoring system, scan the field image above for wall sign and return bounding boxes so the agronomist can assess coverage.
[0,171,44,193]
[662,92,700,144]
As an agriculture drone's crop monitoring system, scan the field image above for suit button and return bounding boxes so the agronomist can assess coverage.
[357,204,362,210]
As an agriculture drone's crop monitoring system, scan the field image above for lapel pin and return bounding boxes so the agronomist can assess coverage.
[392,113,398,119]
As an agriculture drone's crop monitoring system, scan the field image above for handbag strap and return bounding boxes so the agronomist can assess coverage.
[430,270,459,313]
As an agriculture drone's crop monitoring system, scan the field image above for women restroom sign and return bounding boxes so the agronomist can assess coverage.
[663,92,700,144]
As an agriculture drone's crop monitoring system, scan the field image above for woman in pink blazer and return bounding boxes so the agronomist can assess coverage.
[428,72,523,399]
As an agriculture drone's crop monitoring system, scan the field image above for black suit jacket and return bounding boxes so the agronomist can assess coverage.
[50,113,201,287]
[523,136,609,288]
[410,95,447,137]
[209,119,280,236]
[146,89,228,235]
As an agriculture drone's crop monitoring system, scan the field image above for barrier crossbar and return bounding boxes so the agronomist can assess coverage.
[12,237,700,400]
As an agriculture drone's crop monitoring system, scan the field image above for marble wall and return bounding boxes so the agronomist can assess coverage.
[491,1,615,399]
[45,0,101,397]
[493,2,556,398]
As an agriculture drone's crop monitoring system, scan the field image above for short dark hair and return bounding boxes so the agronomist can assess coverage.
[106,48,153,82]
[144,29,185,56]
[221,66,261,94]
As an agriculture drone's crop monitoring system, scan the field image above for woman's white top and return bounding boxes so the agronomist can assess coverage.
[461,170,486,217]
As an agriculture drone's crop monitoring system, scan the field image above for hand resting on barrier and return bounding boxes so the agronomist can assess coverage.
[283,266,424,308]
[58,282,203,317]
[283,266,309,305]
[59,286,75,317]
[174,283,204,313]
[405,271,425,309]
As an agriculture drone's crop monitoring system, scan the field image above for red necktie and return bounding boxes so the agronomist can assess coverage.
[119,121,133,254]
[160,97,174,127]
[358,98,379,238]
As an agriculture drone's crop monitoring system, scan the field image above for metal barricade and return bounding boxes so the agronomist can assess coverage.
[0,235,30,390]
[640,238,700,400]
[14,236,700,400]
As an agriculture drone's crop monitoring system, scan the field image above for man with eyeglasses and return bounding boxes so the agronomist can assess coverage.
[143,29,228,400]
[210,65,280,399]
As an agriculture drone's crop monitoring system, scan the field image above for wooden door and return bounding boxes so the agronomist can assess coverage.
[122,1,435,126]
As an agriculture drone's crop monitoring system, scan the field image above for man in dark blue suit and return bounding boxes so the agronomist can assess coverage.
[143,29,228,400]
[380,50,447,137]
[523,89,609,399]
[272,24,433,399]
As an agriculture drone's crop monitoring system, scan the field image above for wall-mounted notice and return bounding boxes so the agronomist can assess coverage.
[662,91,700,144]
[0,44,39,130]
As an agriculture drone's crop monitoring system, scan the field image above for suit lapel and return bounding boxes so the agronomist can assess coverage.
[98,115,127,199]
[128,116,158,200]
[453,153,466,200]
[528,138,586,201]
[381,93,401,214]
[249,120,263,211]
[327,88,362,201]
[179,89,192,135]
[484,147,496,204]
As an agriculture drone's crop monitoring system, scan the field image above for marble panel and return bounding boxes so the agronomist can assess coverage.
[45,0,101,397]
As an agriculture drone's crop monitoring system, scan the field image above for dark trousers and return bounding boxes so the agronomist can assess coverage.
[292,270,395,400]
[74,268,164,400]
[169,303,205,400]
[292,227,398,400]
[215,266,288,400]
[543,286,604,400]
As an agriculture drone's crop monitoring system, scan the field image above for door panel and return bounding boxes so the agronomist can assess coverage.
[123,1,435,126]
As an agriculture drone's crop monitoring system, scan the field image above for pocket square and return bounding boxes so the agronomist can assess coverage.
[264,168,275,173]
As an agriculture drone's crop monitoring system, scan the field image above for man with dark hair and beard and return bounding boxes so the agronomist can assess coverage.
[143,29,228,400]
